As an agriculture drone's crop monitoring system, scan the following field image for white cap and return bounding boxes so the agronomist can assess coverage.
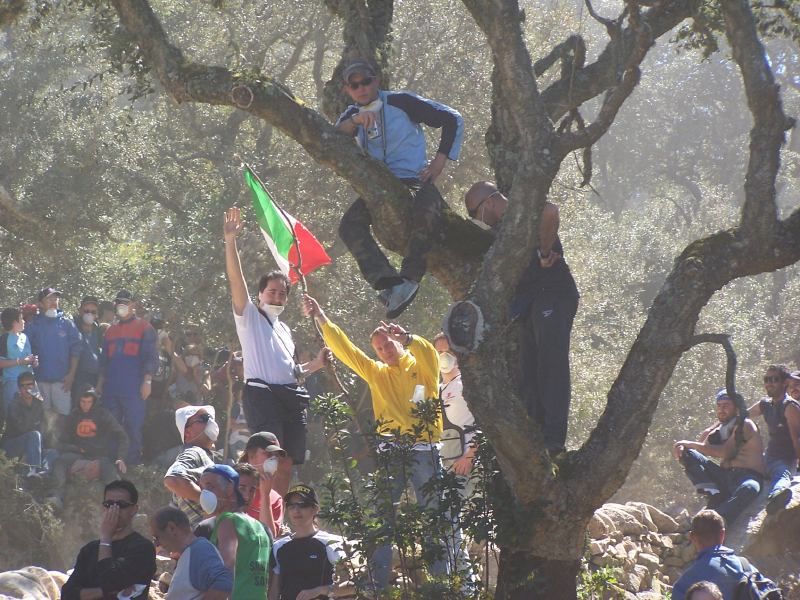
[175,405,215,439]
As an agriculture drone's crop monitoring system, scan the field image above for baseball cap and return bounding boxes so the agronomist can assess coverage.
[80,295,100,306]
[342,59,376,82]
[285,483,318,505]
[37,287,62,302]
[79,385,99,400]
[175,405,215,439]
[244,431,287,456]
[788,371,800,381]
[203,464,246,506]
[715,389,731,402]
[114,289,133,303]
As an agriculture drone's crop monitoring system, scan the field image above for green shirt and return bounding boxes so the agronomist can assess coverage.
[211,511,271,599]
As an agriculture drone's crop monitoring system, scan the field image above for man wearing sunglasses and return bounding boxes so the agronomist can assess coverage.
[62,480,156,600]
[747,365,800,513]
[464,181,579,456]
[335,58,464,319]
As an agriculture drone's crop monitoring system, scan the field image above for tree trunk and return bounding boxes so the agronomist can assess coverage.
[495,547,581,600]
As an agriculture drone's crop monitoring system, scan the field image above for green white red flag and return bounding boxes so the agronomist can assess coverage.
[243,166,331,283]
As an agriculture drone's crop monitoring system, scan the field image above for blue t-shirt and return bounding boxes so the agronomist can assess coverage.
[672,545,751,600]
[168,537,233,599]
[25,312,81,382]
[1,332,33,384]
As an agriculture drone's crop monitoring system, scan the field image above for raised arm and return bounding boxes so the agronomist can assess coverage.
[223,207,250,317]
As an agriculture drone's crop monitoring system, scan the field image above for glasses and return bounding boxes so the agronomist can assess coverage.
[189,413,212,426]
[347,76,374,90]
[468,191,501,218]
[102,499,134,509]
[764,375,783,384]
[286,502,314,509]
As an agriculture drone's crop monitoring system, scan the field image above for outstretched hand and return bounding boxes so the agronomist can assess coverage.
[301,294,326,323]
[223,207,245,241]
[378,321,409,344]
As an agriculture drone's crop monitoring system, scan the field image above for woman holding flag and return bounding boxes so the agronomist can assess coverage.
[223,204,331,497]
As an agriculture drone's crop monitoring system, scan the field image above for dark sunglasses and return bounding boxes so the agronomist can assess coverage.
[190,413,213,426]
[286,501,314,509]
[467,191,500,218]
[103,499,134,509]
[764,375,784,384]
[347,76,374,90]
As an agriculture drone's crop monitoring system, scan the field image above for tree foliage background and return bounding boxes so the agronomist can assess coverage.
[1,0,800,527]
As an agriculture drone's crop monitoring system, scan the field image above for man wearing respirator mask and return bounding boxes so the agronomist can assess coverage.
[164,405,219,528]
[96,290,158,465]
[237,431,287,538]
[224,207,332,497]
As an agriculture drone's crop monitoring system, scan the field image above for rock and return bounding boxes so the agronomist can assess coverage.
[588,511,613,539]
[637,552,660,571]
[636,503,680,533]
[618,565,646,593]
[0,566,62,599]
[155,555,174,577]
[591,554,616,568]
[623,502,659,532]
[658,534,674,549]
[664,555,686,567]
[590,539,609,555]
[596,505,648,536]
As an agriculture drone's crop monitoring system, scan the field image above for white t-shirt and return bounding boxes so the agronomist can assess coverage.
[233,300,296,385]
[439,374,476,461]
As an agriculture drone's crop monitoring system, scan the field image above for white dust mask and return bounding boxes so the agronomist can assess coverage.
[439,352,458,374]
[204,418,219,442]
[116,304,130,319]
[261,304,285,319]
[45,309,57,318]
[262,457,279,475]
[199,489,218,514]
[82,313,96,325]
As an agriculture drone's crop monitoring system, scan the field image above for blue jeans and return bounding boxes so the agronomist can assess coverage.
[102,394,144,465]
[680,449,762,524]
[765,456,795,497]
[371,447,452,589]
[1,430,58,472]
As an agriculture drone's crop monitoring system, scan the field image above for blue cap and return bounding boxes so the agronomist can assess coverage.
[715,389,731,402]
[204,464,246,507]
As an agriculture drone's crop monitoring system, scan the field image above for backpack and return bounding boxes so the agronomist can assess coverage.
[734,558,783,600]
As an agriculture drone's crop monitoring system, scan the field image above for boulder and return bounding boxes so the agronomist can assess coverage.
[588,510,614,539]
[0,566,63,599]
[639,503,680,534]
[623,503,659,532]
[595,505,648,536]
[637,552,660,572]
[589,539,609,556]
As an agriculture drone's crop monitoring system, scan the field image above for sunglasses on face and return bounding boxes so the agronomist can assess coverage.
[764,375,784,384]
[347,76,374,90]
[467,191,501,218]
[286,502,314,509]
[103,499,134,509]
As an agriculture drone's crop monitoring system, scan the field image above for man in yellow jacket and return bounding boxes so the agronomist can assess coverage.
[302,294,451,589]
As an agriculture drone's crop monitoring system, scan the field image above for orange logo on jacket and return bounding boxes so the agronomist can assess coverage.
[76,419,97,438]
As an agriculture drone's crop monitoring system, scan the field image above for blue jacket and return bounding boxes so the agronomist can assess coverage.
[25,312,81,382]
[672,545,751,600]
[337,90,464,179]
[101,317,157,398]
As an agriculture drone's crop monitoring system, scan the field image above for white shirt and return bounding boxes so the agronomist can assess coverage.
[439,374,476,460]
[233,300,296,385]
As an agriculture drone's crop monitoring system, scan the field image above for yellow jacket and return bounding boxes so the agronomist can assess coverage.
[321,321,443,441]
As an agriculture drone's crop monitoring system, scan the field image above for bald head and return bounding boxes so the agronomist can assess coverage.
[465,181,507,227]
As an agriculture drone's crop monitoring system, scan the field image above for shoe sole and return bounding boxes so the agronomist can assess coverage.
[385,286,419,319]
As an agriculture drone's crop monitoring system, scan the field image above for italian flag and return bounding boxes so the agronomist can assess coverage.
[244,166,332,283]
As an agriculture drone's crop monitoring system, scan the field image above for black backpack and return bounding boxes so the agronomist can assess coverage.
[734,558,783,600]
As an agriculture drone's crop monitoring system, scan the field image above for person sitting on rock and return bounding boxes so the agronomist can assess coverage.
[672,389,764,524]
[48,386,129,509]
[747,364,800,514]
[671,510,767,600]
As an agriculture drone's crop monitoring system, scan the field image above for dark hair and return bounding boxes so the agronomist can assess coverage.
[234,463,258,478]
[153,506,190,531]
[98,301,115,315]
[766,364,791,379]
[258,271,291,294]
[690,509,725,545]
[1,307,22,331]
[104,479,139,504]
[686,581,723,600]
[17,371,35,386]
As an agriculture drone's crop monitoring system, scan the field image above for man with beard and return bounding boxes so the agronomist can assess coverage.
[673,390,764,524]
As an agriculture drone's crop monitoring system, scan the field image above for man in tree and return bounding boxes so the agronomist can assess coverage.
[672,390,764,524]
[671,510,767,600]
[747,365,800,513]
[464,182,579,454]
[334,58,464,318]
[97,289,158,465]
[164,405,219,528]
[302,293,450,589]
[223,206,330,497]
[61,480,156,600]
[25,286,81,440]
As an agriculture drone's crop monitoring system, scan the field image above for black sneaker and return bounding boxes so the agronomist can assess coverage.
[766,488,792,515]
[443,300,484,353]
[385,279,419,319]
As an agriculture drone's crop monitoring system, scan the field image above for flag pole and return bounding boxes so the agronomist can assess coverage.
[243,163,349,397]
